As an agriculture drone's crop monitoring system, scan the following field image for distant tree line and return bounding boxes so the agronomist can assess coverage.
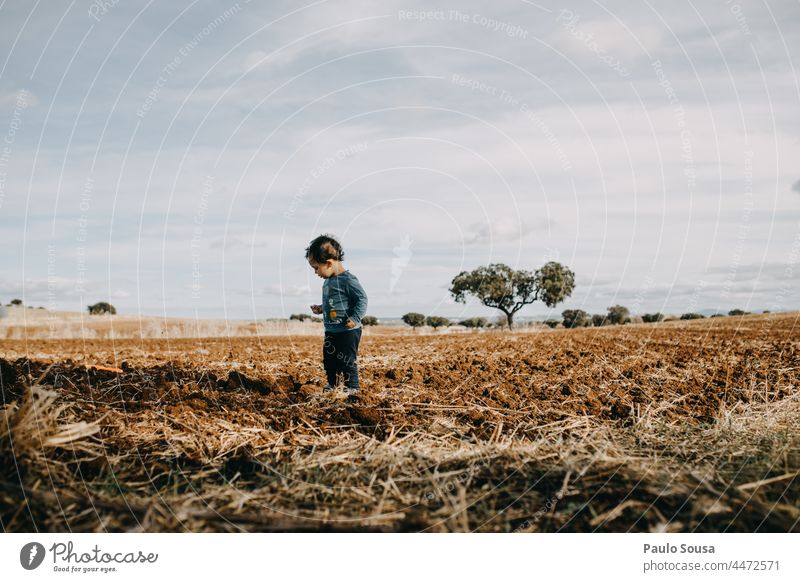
[289,313,380,325]
[3,298,43,309]
[553,306,757,329]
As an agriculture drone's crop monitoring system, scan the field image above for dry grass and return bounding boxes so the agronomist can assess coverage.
[2,386,797,532]
[0,307,332,339]
[0,312,798,532]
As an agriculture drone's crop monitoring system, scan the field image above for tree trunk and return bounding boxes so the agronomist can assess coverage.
[505,311,514,330]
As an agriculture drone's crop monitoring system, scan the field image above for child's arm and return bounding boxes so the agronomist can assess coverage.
[346,277,368,327]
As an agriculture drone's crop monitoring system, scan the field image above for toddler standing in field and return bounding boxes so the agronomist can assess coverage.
[306,234,368,395]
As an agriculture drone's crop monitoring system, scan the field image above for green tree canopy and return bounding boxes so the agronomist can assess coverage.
[562,309,591,328]
[425,315,450,329]
[402,312,426,328]
[606,305,630,325]
[87,302,117,315]
[591,314,607,327]
[449,262,575,329]
[680,312,705,320]
[459,317,488,328]
[641,313,664,323]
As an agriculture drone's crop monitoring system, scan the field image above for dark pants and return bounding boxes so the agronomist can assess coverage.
[323,328,362,389]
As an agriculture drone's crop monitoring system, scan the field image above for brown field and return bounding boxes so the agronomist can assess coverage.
[1,312,799,532]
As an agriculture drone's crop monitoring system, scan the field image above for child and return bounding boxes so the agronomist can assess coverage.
[305,234,368,395]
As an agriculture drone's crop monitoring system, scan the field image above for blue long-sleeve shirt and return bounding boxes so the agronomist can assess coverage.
[322,270,368,332]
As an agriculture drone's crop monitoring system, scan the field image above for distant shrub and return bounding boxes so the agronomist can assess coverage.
[425,315,450,329]
[402,312,426,328]
[606,305,631,325]
[87,302,116,315]
[641,313,664,323]
[710,314,725,318]
[459,317,488,328]
[543,319,560,329]
[728,309,749,316]
[361,315,379,326]
[290,313,313,321]
[9,298,22,306]
[680,312,705,320]
[591,314,607,327]
[561,309,591,328]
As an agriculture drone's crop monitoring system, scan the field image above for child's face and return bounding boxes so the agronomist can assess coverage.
[308,258,335,279]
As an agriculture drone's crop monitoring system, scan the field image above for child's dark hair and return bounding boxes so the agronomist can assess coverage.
[304,234,344,263]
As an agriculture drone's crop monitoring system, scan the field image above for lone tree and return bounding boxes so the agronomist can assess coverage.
[642,313,664,323]
[606,305,630,325]
[361,315,379,326]
[87,302,117,315]
[680,312,705,320]
[425,315,450,329]
[402,312,426,328]
[459,317,488,328]
[562,309,590,328]
[9,298,22,306]
[449,262,575,330]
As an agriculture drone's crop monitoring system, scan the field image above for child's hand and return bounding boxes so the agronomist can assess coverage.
[310,304,322,314]
[345,318,356,329]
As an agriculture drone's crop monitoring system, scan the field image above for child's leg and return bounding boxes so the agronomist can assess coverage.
[322,332,339,386]
[337,328,362,389]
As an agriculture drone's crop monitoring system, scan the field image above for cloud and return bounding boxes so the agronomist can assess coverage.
[1,1,799,319]
[550,14,663,71]
[259,283,311,297]
[0,86,38,108]
[465,217,553,244]
[208,236,270,251]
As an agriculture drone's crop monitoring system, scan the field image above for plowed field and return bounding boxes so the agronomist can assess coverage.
[2,313,798,532]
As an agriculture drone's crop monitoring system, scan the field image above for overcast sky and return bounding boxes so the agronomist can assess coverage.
[1,0,798,320]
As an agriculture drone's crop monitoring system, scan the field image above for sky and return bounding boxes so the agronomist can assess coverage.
[0,0,798,321]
